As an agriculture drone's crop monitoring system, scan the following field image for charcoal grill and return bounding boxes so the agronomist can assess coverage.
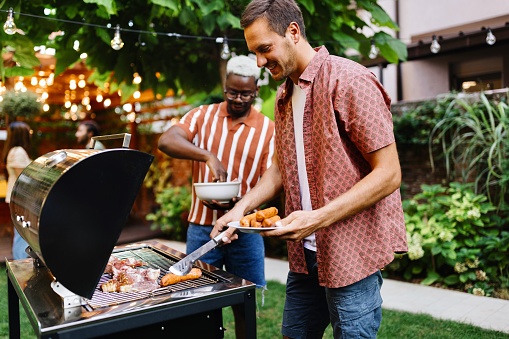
[5,134,256,338]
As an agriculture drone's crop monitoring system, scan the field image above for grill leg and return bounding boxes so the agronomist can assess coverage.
[8,276,21,339]
[243,290,257,339]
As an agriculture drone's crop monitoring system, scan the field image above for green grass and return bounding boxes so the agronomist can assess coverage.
[222,281,509,339]
[1,267,507,338]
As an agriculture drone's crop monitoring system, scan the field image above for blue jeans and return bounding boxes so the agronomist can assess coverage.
[282,248,383,339]
[12,229,29,260]
[186,223,266,287]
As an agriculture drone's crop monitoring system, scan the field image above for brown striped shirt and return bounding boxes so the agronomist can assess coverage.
[175,102,275,226]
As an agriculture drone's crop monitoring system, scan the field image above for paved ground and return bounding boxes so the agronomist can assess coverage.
[157,238,509,335]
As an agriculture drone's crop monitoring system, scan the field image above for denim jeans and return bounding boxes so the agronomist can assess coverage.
[282,248,383,339]
[12,229,29,260]
[186,223,266,287]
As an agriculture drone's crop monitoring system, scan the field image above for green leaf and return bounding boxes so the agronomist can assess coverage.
[332,31,360,50]
[151,0,179,11]
[202,15,216,36]
[84,0,116,15]
[443,275,460,285]
[4,66,35,77]
[119,82,137,103]
[54,49,80,76]
[299,0,316,14]
[421,271,440,285]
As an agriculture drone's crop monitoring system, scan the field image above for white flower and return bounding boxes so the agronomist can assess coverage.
[472,288,485,296]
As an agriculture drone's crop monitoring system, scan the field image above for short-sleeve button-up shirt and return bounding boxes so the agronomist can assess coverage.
[275,46,408,288]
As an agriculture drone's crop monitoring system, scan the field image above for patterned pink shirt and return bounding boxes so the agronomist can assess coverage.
[275,46,408,288]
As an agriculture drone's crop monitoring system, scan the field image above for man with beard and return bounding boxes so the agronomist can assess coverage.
[212,1,408,338]
[158,55,275,338]
[75,120,105,149]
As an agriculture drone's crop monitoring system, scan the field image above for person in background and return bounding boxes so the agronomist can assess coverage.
[212,0,408,338]
[75,120,105,149]
[158,55,275,338]
[1,121,32,259]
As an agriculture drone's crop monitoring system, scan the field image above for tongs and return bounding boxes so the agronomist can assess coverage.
[169,229,235,276]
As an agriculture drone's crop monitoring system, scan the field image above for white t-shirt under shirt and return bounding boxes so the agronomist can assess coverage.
[292,84,316,251]
[6,146,31,204]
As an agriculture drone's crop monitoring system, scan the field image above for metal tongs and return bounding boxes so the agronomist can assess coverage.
[169,229,234,276]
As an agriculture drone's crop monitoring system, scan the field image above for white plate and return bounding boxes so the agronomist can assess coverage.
[227,221,280,233]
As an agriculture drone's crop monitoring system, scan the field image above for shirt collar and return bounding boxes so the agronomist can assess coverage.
[281,45,329,95]
[217,101,260,128]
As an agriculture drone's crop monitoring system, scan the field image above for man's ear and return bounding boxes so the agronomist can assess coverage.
[287,22,301,44]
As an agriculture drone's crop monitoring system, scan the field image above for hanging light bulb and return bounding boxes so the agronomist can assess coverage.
[368,39,379,59]
[430,35,441,54]
[486,28,496,45]
[220,37,231,60]
[110,25,124,50]
[3,8,17,35]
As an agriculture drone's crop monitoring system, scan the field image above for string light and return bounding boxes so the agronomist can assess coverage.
[3,8,17,35]
[486,28,496,45]
[111,25,124,50]
[368,39,379,59]
[430,35,441,54]
[219,37,231,60]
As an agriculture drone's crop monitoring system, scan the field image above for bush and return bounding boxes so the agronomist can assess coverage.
[145,185,191,241]
[385,182,509,298]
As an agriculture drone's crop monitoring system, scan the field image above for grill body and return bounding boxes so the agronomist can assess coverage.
[6,241,257,338]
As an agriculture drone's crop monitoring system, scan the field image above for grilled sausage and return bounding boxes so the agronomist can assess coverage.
[160,268,202,287]
[250,218,263,228]
[262,215,281,227]
[240,212,257,226]
[256,207,278,221]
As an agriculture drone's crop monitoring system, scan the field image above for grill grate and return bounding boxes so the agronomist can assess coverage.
[86,247,220,309]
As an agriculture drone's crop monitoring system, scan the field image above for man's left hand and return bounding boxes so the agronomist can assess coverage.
[202,197,240,210]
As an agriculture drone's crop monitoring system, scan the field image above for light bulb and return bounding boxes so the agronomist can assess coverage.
[111,25,124,50]
[3,8,17,35]
[368,40,379,59]
[430,35,441,54]
[220,38,231,60]
[486,29,496,45]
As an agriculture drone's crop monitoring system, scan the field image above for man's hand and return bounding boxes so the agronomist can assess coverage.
[210,207,246,244]
[202,197,240,211]
[206,155,228,182]
[260,210,325,242]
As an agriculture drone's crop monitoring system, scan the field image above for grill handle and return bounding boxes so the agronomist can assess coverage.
[89,133,132,149]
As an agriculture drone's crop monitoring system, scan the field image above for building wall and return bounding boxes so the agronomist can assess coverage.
[377,0,509,102]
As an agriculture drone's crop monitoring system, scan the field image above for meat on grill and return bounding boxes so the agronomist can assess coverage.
[101,256,160,293]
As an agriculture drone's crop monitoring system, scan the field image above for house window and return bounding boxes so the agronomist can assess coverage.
[455,72,502,93]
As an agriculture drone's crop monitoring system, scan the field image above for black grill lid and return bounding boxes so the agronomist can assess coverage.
[10,148,154,298]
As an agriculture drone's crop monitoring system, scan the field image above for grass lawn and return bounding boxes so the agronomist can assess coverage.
[1,266,507,338]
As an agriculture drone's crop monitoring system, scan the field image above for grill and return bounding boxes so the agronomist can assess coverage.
[5,134,256,338]
[7,241,256,338]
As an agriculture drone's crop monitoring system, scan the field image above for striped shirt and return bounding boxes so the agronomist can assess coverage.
[175,102,275,226]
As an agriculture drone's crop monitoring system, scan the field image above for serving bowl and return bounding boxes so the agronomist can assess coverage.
[193,181,241,202]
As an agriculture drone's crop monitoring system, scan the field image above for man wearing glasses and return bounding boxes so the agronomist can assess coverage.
[158,55,275,338]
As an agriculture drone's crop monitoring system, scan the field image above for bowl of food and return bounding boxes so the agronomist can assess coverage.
[193,181,241,202]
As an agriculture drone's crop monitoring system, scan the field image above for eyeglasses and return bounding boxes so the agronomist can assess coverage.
[224,89,256,102]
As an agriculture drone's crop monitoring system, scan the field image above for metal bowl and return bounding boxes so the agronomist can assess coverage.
[193,182,240,202]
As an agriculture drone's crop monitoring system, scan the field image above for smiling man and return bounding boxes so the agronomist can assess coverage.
[212,1,408,338]
[157,55,275,339]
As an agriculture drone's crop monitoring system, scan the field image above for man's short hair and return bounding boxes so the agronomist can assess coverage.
[226,55,260,80]
[80,120,101,136]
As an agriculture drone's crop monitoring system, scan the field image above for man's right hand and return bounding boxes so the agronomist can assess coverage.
[206,155,228,182]
[211,207,246,244]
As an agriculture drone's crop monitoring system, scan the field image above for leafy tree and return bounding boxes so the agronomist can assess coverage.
[1,0,407,101]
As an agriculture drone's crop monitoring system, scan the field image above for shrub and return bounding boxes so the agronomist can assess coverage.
[145,185,191,241]
[429,92,509,210]
[386,182,509,298]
